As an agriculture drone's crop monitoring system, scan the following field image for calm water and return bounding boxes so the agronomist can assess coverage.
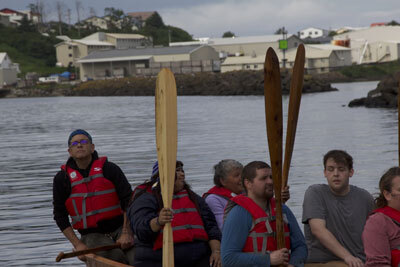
[0,81,396,266]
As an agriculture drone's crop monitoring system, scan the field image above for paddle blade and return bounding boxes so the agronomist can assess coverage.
[398,74,400,166]
[155,68,177,267]
[155,68,178,209]
[264,47,283,195]
[282,44,305,189]
[264,47,285,250]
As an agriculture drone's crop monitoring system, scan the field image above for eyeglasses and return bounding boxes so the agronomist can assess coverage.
[70,139,90,147]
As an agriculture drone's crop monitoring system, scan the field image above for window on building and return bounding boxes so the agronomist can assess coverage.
[68,45,72,49]
[315,31,318,35]
[246,65,250,69]
[254,65,258,68]
[69,54,72,57]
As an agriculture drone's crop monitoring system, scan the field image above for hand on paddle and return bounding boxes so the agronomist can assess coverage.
[270,248,289,266]
[158,207,174,225]
[344,255,364,267]
[117,228,134,249]
[282,185,290,203]
[74,242,89,262]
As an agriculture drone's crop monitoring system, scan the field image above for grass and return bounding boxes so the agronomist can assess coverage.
[0,43,69,77]
[338,60,400,80]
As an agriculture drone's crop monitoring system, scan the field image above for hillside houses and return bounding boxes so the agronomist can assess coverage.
[55,32,151,67]
[0,52,20,88]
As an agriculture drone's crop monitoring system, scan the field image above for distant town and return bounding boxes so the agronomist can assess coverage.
[0,6,400,89]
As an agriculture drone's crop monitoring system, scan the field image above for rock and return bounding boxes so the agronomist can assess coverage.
[1,70,337,97]
[348,72,400,108]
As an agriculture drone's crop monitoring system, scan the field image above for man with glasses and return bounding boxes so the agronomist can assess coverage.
[52,129,134,264]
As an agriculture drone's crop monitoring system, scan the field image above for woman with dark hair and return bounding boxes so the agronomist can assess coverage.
[128,161,221,267]
[362,167,400,267]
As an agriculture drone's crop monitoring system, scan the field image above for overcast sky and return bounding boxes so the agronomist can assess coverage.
[2,0,400,37]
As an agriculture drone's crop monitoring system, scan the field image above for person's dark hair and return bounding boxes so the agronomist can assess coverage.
[242,161,271,193]
[375,167,400,208]
[323,150,353,170]
[129,161,200,212]
[213,159,243,187]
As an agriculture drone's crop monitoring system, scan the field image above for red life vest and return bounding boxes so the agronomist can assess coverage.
[153,190,209,250]
[63,157,123,230]
[374,206,400,267]
[230,195,290,253]
[202,186,235,200]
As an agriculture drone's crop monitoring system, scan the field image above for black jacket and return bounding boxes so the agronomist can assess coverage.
[128,190,221,265]
[52,151,132,235]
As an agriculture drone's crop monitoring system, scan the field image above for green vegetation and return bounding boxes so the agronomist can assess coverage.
[338,60,400,80]
[136,12,193,46]
[222,31,235,38]
[0,23,69,76]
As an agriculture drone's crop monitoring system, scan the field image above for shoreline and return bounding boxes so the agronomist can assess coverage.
[0,70,355,98]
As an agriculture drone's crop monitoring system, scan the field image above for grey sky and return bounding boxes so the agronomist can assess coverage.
[2,0,400,37]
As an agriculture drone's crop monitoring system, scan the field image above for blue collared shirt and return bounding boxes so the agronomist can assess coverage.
[221,203,307,267]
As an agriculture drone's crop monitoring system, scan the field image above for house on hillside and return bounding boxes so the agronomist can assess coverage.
[0,52,20,88]
[334,26,400,64]
[81,16,108,30]
[76,45,219,80]
[299,27,330,39]
[55,32,151,67]
[0,8,40,26]
[127,11,156,28]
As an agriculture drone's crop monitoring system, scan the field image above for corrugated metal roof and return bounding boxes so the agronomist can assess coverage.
[334,26,400,43]
[80,45,204,61]
[73,40,114,46]
[308,44,350,50]
[208,35,284,45]
[106,33,146,39]
[78,55,152,63]
[0,52,7,63]
[221,56,264,65]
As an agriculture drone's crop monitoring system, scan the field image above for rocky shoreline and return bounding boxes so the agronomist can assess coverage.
[0,70,339,98]
[348,72,400,108]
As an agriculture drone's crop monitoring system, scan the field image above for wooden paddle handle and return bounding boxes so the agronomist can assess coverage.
[282,44,305,190]
[55,244,121,262]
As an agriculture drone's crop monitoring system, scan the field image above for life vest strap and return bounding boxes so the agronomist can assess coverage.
[71,173,104,187]
[173,193,189,199]
[70,204,121,229]
[160,224,205,233]
[173,208,197,214]
[70,188,116,198]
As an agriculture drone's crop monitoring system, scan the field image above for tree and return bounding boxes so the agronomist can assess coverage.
[56,1,64,35]
[274,27,287,35]
[146,12,165,28]
[222,31,235,38]
[387,20,400,26]
[75,0,83,37]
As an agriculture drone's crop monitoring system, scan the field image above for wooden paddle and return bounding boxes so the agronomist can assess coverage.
[282,44,305,193]
[55,244,120,262]
[398,73,400,166]
[155,68,177,267]
[264,47,285,250]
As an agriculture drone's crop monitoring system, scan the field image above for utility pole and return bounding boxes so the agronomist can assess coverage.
[279,26,288,69]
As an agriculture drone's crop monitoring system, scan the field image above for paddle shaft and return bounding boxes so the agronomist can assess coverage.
[55,244,121,262]
[398,74,400,166]
[282,44,305,191]
[155,68,177,267]
[264,47,285,251]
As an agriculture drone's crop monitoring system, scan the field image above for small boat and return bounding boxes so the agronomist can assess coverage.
[85,254,132,267]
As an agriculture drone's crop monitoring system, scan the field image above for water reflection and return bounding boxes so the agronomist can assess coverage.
[1,81,397,266]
